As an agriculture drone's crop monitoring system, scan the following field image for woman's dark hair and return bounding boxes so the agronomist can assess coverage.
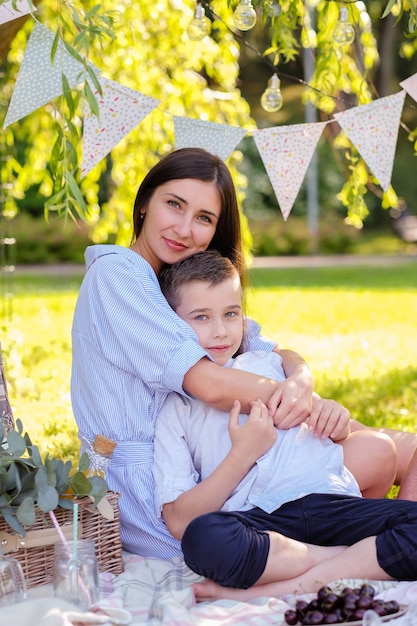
[132,148,246,281]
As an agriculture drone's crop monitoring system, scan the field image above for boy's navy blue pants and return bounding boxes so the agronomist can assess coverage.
[181,493,417,588]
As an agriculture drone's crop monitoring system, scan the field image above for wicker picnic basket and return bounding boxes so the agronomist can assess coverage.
[0,343,124,588]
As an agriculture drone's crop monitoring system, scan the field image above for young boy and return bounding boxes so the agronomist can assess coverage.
[153,251,415,597]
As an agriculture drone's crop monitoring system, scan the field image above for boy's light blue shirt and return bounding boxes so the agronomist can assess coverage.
[154,351,361,519]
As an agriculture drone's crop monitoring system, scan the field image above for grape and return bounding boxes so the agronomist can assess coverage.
[322,613,340,624]
[359,584,375,598]
[296,600,310,612]
[301,610,324,625]
[384,600,400,614]
[283,582,401,625]
[285,609,299,625]
[351,608,366,621]
[356,595,373,610]
[317,586,333,600]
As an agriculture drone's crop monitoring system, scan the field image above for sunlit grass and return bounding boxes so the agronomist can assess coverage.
[1,262,417,462]
[247,263,417,432]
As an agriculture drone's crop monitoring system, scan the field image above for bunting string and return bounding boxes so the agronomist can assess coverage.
[1,5,416,219]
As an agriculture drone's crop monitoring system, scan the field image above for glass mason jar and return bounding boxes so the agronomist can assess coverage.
[53,539,99,609]
[0,555,26,607]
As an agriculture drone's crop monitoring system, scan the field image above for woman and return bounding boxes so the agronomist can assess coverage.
[71,148,317,557]
[70,147,414,558]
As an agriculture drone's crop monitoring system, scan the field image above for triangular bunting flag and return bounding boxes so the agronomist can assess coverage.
[81,76,160,176]
[333,91,406,192]
[173,116,247,162]
[252,121,327,220]
[399,73,417,104]
[0,0,36,25]
[3,22,85,128]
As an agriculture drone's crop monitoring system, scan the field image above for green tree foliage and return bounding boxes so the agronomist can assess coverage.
[1,0,417,236]
[237,0,417,224]
[1,0,255,244]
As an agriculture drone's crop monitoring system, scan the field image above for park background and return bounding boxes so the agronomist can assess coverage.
[0,0,416,467]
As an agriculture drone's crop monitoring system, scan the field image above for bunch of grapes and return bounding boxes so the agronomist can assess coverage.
[284,584,400,624]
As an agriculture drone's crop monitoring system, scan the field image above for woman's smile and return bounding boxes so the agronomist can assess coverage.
[163,236,189,252]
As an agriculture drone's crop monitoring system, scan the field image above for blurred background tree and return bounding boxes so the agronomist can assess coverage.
[0,0,417,260]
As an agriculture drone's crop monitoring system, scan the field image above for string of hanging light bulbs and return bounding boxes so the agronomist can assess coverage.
[186,0,356,112]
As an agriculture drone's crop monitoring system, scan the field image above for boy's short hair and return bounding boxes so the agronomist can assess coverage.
[159,250,239,312]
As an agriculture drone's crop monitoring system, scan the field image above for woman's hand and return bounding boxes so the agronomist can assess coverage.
[268,349,314,429]
[228,399,276,463]
[306,394,351,441]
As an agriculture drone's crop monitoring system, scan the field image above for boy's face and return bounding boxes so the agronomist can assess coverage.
[175,274,244,366]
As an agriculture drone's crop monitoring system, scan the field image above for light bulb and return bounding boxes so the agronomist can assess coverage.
[233,0,257,31]
[187,3,209,41]
[332,7,355,45]
[261,74,283,112]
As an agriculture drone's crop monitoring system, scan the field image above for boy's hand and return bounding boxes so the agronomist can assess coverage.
[228,399,276,463]
[306,394,351,441]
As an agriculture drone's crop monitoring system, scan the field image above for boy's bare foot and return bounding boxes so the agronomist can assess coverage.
[192,580,258,603]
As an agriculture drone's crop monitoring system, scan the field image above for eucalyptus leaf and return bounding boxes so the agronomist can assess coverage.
[0,422,108,533]
[0,471,7,495]
[37,486,59,512]
[69,471,92,496]
[6,462,20,494]
[78,452,90,473]
[58,497,74,510]
[17,496,36,527]
[1,508,26,536]
[54,459,72,493]
[34,465,48,491]
[88,475,107,505]
[7,430,28,457]
[30,445,43,468]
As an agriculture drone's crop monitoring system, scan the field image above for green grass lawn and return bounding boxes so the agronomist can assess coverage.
[247,263,417,433]
[1,261,417,462]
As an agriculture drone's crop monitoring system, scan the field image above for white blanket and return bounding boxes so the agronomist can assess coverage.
[0,552,415,625]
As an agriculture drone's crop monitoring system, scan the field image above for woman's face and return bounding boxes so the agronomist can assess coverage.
[134,179,221,273]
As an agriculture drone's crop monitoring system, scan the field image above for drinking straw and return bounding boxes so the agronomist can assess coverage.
[49,507,92,606]
[49,510,71,549]
[73,502,79,561]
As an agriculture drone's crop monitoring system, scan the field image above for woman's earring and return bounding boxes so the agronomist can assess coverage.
[140,212,145,220]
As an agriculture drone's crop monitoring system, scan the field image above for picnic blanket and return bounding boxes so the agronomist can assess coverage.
[0,552,416,625]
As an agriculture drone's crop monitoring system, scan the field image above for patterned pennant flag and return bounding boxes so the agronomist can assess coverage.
[252,121,327,220]
[333,91,406,192]
[173,116,247,162]
[3,22,85,128]
[399,73,417,104]
[0,0,36,25]
[81,76,160,176]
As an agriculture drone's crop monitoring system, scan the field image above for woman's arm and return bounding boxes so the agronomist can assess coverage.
[162,400,275,540]
[183,358,283,414]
